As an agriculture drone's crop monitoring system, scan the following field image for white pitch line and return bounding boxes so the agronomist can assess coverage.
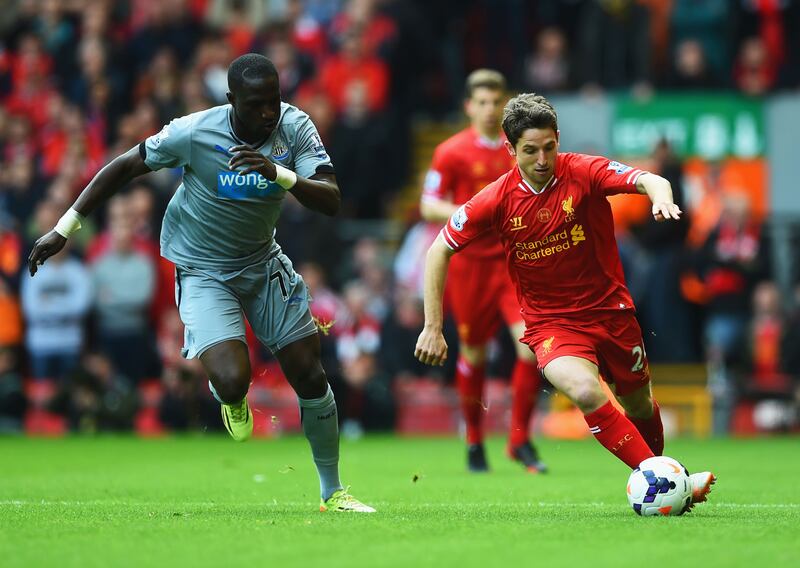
[1,500,799,509]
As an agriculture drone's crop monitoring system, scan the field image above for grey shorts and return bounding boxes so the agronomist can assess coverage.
[174,253,317,358]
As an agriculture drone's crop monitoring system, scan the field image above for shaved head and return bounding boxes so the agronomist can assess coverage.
[227,53,279,94]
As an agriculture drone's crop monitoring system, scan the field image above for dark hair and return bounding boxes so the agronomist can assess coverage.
[501,93,558,146]
[227,53,278,93]
[464,69,506,99]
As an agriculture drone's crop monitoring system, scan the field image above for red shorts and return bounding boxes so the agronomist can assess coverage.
[446,255,522,345]
[522,311,650,396]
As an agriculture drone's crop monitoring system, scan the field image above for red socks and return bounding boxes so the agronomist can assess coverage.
[509,359,540,447]
[584,401,654,469]
[627,401,664,456]
[455,357,486,445]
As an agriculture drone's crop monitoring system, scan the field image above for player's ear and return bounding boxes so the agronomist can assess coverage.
[226,91,234,105]
[504,140,515,156]
[555,130,560,145]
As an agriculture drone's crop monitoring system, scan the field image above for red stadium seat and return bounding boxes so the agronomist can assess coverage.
[394,378,459,435]
[23,379,66,435]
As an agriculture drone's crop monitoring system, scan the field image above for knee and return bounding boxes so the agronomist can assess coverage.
[295,367,328,399]
[209,365,250,403]
[571,381,608,414]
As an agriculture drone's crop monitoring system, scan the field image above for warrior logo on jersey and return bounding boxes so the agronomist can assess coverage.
[272,136,289,160]
[509,216,527,231]
[451,205,468,231]
[562,195,576,222]
[607,161,634,175]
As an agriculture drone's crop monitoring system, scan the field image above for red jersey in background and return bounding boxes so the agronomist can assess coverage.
[422,127,514,260]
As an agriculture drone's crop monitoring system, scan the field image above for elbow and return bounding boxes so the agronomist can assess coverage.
[421,201,449,223]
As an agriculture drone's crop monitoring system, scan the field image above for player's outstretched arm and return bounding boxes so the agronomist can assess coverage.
[228,145,340,216]
[28,146,151,276]
[414,235,455,366]
[636,172,682,222]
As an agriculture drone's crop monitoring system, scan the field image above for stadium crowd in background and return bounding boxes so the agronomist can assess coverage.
[1,0,799,436]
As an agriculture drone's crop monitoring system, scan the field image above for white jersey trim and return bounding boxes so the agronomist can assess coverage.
[518,175,558,195]
[440,227,459,250]
[628,169,646,185]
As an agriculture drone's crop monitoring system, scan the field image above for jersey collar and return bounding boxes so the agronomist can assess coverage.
[516,168,558,195]
[470,127,505,150]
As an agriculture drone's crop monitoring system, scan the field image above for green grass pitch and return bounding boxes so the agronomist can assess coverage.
[1,435,797,567]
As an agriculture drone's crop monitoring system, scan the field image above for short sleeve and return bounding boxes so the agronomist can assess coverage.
[585,155,648,196]
[440,184,498,252]
[292,117,333,179]
[143,114,193,170]
[421,145,458,205]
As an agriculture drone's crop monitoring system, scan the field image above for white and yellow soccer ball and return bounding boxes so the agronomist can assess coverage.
[627,456,692,516]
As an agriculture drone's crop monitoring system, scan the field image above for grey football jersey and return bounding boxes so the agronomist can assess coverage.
[143,103,332,270]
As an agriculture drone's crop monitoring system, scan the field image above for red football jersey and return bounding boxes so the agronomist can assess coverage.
[440,153,649,321]
[421,127,515,259]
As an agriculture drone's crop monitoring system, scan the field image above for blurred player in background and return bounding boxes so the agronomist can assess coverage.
[28,53,374,513]
[420,70,545,473]
[415,93,715,509]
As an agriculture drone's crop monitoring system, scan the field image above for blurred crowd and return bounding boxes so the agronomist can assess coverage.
[2,0,800,436]
[614,139,800,435]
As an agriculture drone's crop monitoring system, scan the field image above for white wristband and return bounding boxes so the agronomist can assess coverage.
[274,164,297,190]
[54,208,84,238]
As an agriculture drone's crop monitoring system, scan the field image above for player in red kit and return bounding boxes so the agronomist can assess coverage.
[420,70,545,473]
[415,93,715,508]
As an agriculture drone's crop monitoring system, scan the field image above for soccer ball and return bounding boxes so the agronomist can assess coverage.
[627,456,692,516]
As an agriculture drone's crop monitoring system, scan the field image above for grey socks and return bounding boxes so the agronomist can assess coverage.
[298,385,343,500]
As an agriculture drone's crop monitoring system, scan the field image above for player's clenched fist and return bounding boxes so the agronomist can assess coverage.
[228,144,278,179]
[415,328,448,366]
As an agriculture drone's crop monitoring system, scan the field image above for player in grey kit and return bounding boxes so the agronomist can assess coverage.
[28,53,375,513]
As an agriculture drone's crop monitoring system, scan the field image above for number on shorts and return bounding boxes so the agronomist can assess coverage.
[270,271,289,301]
[631,345,646,373]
